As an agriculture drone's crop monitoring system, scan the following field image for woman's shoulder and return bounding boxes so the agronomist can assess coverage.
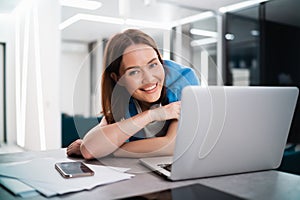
[163,60,191,71]
[163,59,200,86]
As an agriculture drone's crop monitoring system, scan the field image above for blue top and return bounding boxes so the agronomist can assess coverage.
[126,60,200,141]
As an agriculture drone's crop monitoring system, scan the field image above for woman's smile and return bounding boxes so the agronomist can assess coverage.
[140,83,158,93]
[120,44,165,103]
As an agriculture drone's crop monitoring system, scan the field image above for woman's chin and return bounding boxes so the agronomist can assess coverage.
[133,92,161,103]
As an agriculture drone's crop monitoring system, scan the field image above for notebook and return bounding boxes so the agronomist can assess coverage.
[140,86,299,181]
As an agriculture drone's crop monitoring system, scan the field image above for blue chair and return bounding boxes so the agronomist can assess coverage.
[278,144,300,175]
[61,113,102,147]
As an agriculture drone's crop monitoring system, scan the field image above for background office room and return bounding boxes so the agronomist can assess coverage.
[0,0,300,198]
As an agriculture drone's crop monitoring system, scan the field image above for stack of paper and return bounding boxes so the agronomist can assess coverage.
[0,157,134,197]
[0,177,39,198]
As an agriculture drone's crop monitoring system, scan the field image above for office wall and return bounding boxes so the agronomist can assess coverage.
[60,40,106,117]
[90,40,104,116]
[0,14,16,144]
[0,0,61,150]
[61,42,91,117]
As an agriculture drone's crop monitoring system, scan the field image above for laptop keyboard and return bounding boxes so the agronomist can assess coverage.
[158,163,172,172]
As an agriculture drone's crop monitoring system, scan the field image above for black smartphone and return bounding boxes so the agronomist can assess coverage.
[55,161,94,178]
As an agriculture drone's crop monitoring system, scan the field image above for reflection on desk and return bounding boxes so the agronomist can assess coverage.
[122,183,245,200]
[0,149,300,200]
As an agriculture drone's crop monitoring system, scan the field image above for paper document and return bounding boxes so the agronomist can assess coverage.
[0,177,39,198]
[0,158,134,197]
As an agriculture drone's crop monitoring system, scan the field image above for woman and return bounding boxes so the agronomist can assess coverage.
[67,29,199,159]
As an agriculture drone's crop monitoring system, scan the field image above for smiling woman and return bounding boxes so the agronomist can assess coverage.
[66,29,200,159]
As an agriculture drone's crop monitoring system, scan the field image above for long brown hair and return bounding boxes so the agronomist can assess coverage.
[101,29,165,124]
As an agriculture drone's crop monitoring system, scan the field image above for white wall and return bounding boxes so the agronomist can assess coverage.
[60,40,107,118]
[0,0,61,150]
[61,42,90,117]
[0,13,16,144]
[90,40,104,116]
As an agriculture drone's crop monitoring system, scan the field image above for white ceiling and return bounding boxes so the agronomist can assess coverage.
[159,0,248,11]
[1,0,300,43]
[60,0,249,42]
[60,0,300,43]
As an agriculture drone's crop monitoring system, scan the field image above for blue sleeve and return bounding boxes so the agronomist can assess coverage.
[164,60,200,103]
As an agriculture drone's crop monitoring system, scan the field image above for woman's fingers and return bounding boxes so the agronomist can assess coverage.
[66,139,83,156]
[150,101,181,121]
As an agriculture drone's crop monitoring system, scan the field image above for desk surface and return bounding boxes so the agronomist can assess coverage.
[0,149,300,200]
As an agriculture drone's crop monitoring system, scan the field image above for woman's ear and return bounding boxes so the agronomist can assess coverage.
[111,72,126,86]
[110,73,118,83]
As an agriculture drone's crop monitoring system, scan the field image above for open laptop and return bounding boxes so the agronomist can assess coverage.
[140,86,299,181]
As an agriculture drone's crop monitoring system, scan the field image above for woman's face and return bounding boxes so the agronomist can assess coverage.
[117,44,165,104]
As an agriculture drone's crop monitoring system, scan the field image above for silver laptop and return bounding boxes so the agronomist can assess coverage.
[140,86,299,181]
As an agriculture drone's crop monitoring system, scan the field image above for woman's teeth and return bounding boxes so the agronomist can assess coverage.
[143,84,156,91]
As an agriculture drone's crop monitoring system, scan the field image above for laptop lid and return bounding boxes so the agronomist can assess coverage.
[168,86,298,180]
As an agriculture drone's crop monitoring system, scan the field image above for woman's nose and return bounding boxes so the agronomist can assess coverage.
[142,69,154,83]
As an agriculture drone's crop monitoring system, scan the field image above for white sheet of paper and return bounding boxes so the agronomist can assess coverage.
[0,176,39,198]
[0,158,134,197]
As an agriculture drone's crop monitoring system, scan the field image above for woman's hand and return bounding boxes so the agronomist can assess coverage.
[149,101,181,122]
[66,139,83,157]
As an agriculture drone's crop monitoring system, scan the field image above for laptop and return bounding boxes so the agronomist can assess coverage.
[140,86,299,181]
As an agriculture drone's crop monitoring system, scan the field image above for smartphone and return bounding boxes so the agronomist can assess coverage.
[55,161,94,178]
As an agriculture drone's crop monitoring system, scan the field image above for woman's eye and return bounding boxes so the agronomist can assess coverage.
[149,63,158,68]
[128,70,139,76]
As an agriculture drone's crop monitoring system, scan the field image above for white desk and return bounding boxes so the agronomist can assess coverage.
[0,149,300,200]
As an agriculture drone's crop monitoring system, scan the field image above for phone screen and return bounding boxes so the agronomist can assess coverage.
[55,161,94,178]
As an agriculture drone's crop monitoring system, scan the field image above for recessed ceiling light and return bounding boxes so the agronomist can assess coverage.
[219,0,268,13]
[59,14,172,30]
[251,30,260,36]
[172,11,215,26]
[125,19,171,30]
[191,38,217,47]
[59,14,124,30]
[60,0,102,10]
[225,33,235,40]
[190,28,217,38]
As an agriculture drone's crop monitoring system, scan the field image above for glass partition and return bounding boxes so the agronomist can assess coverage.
[225,0,300,143]
[191,15,218,86]
[263,0,300,144]
[225,6,260,86]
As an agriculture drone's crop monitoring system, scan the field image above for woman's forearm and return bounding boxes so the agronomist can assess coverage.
[81,110,153,159]
[113,120,178,158]
[112,137,175,158]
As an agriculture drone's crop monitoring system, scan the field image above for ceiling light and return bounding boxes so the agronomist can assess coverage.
[60,14,172,30]
[60,0,102,10]
[80,14,124,24]
[172,11,215,26]
[190,28,217,38]
[191,38,217,47]
[219,0,269,13]
[59,14,125,30]
[59,14,81,30]
[225,33,235,40]
[125,19,171,30]
[251,30,260,36]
